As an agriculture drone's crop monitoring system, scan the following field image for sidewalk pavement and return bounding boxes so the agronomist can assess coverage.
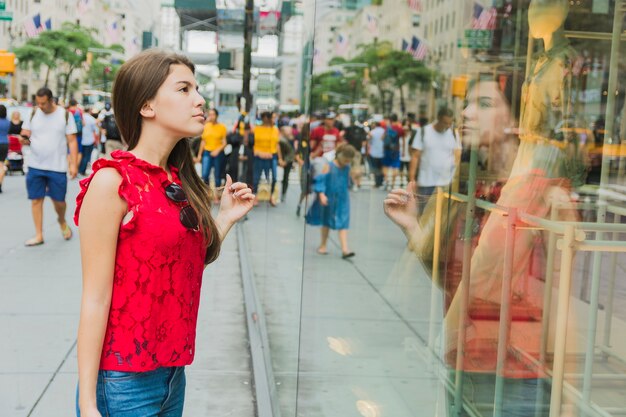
[0,173,254,417]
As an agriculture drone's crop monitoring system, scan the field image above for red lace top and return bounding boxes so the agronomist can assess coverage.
[74,150,207,372]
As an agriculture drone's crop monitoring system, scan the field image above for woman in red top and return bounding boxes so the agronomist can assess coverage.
[74,50,254,417]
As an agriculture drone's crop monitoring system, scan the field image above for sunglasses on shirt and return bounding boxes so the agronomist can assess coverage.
[165,183,199,231]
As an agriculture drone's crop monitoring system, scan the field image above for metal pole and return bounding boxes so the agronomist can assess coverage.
[540,204,559,362]
[453,143,479,416]
[580,1,624,406]
[602,214,621,352]
[549,225,576,417]
[428,187,445,353]
[494,208,517,417]
[242,0,254,113]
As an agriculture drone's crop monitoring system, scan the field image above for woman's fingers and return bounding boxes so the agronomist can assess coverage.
[384,194,408,206]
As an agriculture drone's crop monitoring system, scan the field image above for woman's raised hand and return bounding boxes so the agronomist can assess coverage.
[218,174,255,224]
[383,181,420,233]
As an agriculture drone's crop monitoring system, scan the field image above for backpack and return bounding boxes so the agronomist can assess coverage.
[383,126,400,152]
[102,113,121,140]
[73,110,83,135]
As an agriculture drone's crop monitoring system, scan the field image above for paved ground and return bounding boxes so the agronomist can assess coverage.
[2,163,626,417]
[0,173,254,417]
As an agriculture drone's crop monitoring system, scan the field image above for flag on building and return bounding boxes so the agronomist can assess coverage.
[44,18,51,30]
[77,0,90,16]
[24,14,44,38]
[472,2,497,30]
[410,36,428,60]
[407,0,421,12]
[107,21,121,44]
[335,33,349,57]
[365,13,379,36]
[402,39,409,51]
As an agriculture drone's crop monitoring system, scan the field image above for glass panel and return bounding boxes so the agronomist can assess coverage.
[296,1,626,417]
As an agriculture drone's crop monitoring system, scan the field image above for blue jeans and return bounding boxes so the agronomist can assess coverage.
[79,144,94,175]
[253,155,277,194]
[76,367,186,417]
[201,151,224,186]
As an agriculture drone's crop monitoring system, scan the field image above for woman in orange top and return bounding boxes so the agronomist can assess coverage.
[253,111,284,206]
[195,108,227,187]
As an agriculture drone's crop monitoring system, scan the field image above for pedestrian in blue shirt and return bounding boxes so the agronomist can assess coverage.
[306,143,357,259]
[0,105,10,193]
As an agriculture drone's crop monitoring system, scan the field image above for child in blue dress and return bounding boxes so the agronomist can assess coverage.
[306,144,357,259]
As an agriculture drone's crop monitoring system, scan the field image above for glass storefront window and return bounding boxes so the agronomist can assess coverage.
[292,1,626,416]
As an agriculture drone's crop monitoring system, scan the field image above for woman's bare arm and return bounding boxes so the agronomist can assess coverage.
[76,168,126,414]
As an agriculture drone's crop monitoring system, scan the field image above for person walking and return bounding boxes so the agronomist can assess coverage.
[0,105,9,193]
[278,121,296,201]
[9,109,23,135]
[295,122,310,217]
[194,108,227,192]
[382,114,404,190]
[409,107,460,213]
[309,112,342,158]
[344,118,367,191]
[99,103,124,157]
[253,111,284,206]
[367,121,385,188]
[305,144,358,259]
[68,99,85,167]
[74,49,254,417]
[78,108,100,176]
[20,87,78,246]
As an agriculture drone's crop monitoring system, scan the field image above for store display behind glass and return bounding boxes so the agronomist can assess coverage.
[291,0,626,416]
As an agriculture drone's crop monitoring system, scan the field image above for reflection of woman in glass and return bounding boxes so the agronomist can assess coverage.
[384,74,580,416]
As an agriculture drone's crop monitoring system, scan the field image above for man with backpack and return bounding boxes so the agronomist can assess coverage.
[382,114,404,190]
[98,102,123,157]
[409,106,461,213]
[68,99,85,170]
[20,87,78,246]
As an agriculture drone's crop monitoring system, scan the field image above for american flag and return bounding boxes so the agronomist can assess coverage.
[409,36,428,60]
[365,14,378,36]
[472,2,497,30]
[402,39,409,51]
[335,33,349,57]
[44,18,51,30]
[24,14,44,38]
[407,0,421,12]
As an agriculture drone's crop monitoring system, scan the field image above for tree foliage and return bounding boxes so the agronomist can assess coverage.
[14,22,123,99]
[311,40,434,115]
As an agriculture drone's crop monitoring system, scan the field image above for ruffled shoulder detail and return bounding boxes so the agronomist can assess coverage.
[74,157,132,226]
[111,150,180,186]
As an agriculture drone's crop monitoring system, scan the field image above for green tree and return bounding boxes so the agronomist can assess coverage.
[330,41,433,116]
[347,41,394,114]
[84,43,125,93]
[14,22,103,99]
[310,70,360,111]
[378,50,432,115]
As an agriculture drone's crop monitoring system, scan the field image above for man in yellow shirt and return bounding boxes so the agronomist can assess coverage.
[253,111,284,206]
[195,108,227,188]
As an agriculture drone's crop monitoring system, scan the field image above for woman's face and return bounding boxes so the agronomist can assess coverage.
[461,80,512,147]
[207,109,217,123]
[148,64,206,138]
[11,111,20,122]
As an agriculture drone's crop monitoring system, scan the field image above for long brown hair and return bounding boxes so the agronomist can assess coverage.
[112,49,221,263]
